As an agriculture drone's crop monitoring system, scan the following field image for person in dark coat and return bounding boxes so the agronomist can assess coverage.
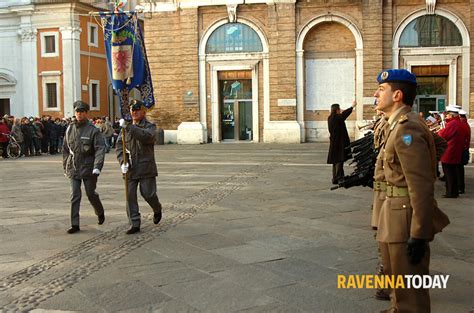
[327,100,357,184]
[63,101,106,234]
[116,100,162,234]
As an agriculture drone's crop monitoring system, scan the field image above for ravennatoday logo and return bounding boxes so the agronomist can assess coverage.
[337,275,449,289]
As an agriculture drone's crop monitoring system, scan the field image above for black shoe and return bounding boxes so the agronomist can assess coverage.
[375,289,390,301]
[459,190,465,194]
[67,226,80,234]
[153,211,162,224]
[442,194,458,198]
[98,214,105,225]
[126,226,140,234]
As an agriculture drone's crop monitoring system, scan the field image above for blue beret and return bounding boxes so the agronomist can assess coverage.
[377,69,417,85]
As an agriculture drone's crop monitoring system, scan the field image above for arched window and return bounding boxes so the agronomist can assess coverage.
[206,23,263,54]
[399,15,462,47]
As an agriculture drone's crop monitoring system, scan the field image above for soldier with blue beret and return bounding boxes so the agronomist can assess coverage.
[373,69,450,312]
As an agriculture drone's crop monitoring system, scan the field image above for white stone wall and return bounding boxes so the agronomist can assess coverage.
[0,12,26,117]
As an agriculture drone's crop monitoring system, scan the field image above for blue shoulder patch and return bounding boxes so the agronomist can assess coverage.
[402,134,412,146]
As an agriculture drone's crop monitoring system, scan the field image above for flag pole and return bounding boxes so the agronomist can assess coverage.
[122,127,129,204]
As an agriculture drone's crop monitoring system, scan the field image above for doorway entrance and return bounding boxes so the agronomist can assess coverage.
[218,71,253,141]
[412,66,448,117]
[0,99,10,116]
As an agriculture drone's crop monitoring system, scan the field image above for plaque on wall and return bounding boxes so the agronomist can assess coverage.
[183,90,197,105]
[278,99,296,106]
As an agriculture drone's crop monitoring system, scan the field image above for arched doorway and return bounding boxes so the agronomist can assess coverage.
[393,9,470,114]
[199,19,269,143]
[0,72,17,116]
[296,14,363,142]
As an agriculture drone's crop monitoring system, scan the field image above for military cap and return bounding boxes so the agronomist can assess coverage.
[377,69,417,85]
[73,100,90,112]
[129,99,146,111]
[445,105,459,113]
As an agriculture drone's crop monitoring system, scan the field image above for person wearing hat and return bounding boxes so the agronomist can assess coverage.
[438,105,465,198]
[116,99,162,234]
[373,69,450,312]
[63,100,106,234]
[457,109,471,194]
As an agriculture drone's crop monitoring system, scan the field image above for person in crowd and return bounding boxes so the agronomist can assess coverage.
[116,100,162,234]
[458,109,471,194]
[112,117,120,148]
[63,101,106,234]
[21,117,34,156]
[32,117,43,155]
[438,106,465,198]
[0,117,10,158]
[41,116,51,154]
[327,100,357,184]
[11,118,24,157]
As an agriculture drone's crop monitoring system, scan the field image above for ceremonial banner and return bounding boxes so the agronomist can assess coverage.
[100,12,155,119]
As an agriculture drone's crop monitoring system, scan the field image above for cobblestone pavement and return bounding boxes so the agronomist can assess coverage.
[0,143,472,312]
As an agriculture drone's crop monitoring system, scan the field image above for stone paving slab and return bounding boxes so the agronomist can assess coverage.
[0,143,472,312]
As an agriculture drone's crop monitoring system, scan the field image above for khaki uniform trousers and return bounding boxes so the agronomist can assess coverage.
[379,242,430,313]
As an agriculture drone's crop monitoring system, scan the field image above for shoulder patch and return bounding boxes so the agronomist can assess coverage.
[399,115,409,124]
[402,134,412,146]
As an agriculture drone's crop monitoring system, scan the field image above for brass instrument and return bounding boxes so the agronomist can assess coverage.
[426,111,445,133]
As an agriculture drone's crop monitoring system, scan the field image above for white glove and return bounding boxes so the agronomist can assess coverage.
[121,163,129,174]
[92,168,101,175]
[119,119,126,128]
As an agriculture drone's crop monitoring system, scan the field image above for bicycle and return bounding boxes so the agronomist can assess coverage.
[1,133,21,159]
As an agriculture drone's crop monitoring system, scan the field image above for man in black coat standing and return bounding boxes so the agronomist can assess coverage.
[327,100,357,184]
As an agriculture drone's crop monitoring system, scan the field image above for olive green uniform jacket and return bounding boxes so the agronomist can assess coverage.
[63,121,106,179]
[376,106,449,243]
[116,119,157,180]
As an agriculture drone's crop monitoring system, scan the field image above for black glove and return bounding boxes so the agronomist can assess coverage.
[406,237,426,265]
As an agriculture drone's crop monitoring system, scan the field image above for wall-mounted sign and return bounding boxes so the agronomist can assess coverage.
[278,99,296,106]
[183,90,197,105]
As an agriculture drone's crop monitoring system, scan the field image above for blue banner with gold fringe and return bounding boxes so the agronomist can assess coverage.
[99,12,154,119]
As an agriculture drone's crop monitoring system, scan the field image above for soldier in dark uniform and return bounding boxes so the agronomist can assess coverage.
[63,101,106,234]
[373,69,450,312]
[116,100,163,234]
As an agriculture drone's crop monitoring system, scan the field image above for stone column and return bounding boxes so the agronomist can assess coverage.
[60,26,81,117]
[18,14,38,117]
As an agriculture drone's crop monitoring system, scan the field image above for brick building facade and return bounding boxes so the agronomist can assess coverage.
[142,0,473,143]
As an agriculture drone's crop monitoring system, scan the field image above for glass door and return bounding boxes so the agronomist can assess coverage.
[238,100,252,140]
[219,76,252,141]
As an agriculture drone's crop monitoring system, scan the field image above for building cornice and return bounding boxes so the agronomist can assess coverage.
[0,4,34,16]
[142,0,295,12]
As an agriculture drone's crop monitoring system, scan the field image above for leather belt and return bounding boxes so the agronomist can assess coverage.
[373,181,387,192]
[386,184,409,197]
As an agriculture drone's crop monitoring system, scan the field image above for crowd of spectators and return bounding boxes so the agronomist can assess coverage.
[0,114,121,158]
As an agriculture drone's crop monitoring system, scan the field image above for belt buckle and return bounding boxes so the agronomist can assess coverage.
[386,184,393,197]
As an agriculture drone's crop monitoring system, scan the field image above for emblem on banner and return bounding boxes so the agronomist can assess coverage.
[112,45,133,81]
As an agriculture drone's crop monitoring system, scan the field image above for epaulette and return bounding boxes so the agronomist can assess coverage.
[399,114,409,124]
